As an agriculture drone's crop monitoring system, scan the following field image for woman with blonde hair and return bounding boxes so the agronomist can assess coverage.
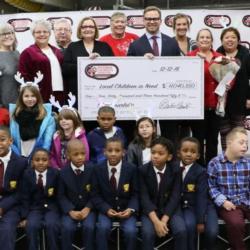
[0,22,19,108]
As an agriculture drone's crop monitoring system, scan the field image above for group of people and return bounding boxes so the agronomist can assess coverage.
[0,4,250,250]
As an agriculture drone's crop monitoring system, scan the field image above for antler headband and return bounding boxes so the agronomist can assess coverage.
[14,71,43,89]
[50,92,77,116]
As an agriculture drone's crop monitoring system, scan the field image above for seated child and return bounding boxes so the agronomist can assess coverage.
[208,127,250,250]
[87,105,126,163]
[139,136,187,250]
[127,116,157,167]
[178,137,218,250]
[19,148,60,250]
[58,139,95,250]
[92,137,138,250]
[0,125,27,250]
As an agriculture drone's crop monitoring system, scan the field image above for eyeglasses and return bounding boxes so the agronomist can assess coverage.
[34,31,49,35]
[144,17,161,22]
[81,25,95,30]
[0,31,14,38]
[54,28,71,33]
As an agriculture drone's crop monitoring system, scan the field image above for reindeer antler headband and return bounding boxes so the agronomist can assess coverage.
[50,92,77,116]
[14,71,43,89]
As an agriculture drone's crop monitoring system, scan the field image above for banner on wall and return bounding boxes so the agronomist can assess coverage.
[1,10,250,52]
[77,57,204,120]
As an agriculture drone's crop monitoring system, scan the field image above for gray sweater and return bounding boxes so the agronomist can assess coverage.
[0,50,20,108]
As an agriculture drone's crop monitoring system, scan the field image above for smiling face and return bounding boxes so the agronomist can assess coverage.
[22,88,38,108]
[151,144,172,170]
[174,17,189,37]
[111,16,126,38]
[59,117,74,131]
[80,19,96,41]
[104,141,124,166]
[144,10,162,35]
[33,24,50,47]
[0,30,15,51]
[179,141,200,166]
[197,29,213,51]
[222,31,239,53]
[32,150,49,173]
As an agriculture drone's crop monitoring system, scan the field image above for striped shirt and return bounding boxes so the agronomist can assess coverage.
[207,154,250,207]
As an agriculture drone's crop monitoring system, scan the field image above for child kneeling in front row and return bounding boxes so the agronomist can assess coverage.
[92,137,138,250]
[139,136,187,250]
[58,139,95,250]
[178,137,218,250]
[19,148,60,250]
[208,127,250,250]
[0,125,27,250]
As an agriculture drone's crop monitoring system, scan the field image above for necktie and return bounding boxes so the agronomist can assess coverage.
[180,166,186,173]
[37,174,43,189]
[75,169,82,176]
[151,36,159,56]
[0,160,4,192]
[110,168,117,191]
[157,171,164,190]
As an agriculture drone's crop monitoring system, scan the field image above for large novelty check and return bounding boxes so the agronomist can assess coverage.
[78,57,204,120]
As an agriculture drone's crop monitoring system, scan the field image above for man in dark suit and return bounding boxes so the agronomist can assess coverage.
[0,125,27,250]
[92,137,138,250]
[127,6,181,143]
[58,139,95,250]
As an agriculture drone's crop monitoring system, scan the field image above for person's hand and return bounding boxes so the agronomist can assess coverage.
[117,208,132,219]
[107,209,118,218]
[223,200,236,211]
[80,207,91,219]
[144,53,155,59]
[18,220,27,228]
[69,210,83,220]
[153,219,168,237]
[197,223,205,233]
[246,99,250,109]
[161,214,169,225]
[220,56,231,65]
[89,52,100,59]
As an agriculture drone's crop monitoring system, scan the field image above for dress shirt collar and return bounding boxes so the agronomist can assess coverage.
[146,31,161,40]
[35,169,47,178]
[153,164,166,175]
[71,162,85,172]
[0,149,11,162]
[107,160,122,174]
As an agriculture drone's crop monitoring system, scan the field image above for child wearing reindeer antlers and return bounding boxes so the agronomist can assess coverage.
[49,92,90,169]
[9,71,56,160]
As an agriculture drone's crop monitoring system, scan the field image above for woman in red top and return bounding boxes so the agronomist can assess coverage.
[187,28,222,165]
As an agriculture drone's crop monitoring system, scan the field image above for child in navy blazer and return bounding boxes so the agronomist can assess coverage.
[19,148,60,250]
[58,139,95,250]
[0,125,27,250]
[92,137,138,250]
[87,105,127,164]
[139,136,187,250]
[178,137,218,250]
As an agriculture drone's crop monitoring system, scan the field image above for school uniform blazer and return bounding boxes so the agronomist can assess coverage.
[58,163,93,214]
[181,162,207,223]
[127,33,180,56]
[0,151,27,212]
[20,167,59,218]
[139,161,181,218]
[91,160,139,214]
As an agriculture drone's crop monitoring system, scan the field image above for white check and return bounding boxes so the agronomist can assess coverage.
[77,57,204,120]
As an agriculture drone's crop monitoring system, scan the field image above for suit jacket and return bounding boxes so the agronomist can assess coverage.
[62,40,114,98]
[91,160,139,214]
[139,161,181,218]
[20,167,59,218]
[127,33,180,56]
[181,162,207,223]
[58,163,93,214]
[0,151,27,212]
